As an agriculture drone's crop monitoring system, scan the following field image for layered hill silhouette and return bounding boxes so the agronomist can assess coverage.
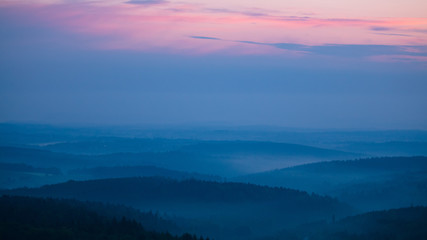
[1,124,427,240]
[336,141,427,156]
[0,161,222,189]
[0,146,226,175]
[0,162,64,189]
[235,156,427,211]
[69,165,223,182]
[1,177,354,240]
[0,141,360,176]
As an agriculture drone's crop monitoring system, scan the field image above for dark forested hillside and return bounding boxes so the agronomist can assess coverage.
[1,177,354,240]
[234,156,427,211]
[0,195,205,240]
[1,195,180,233]
[2,177,348,207]
[265,206,427,240]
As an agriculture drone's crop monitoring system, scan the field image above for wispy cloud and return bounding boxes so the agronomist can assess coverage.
[370,26,393,31]
[375,32,412,37]
[410,29,427,34]
[270,42,427,57]
[307,44,427,57]
[370,26,427,36]
[192,36,427,58]
[205,8,270,17]
[126,0,168,5]
[203,7,384,25]
[190,36,222,40]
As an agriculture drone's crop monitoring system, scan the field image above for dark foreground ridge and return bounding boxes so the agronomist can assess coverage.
[0,195,206,240]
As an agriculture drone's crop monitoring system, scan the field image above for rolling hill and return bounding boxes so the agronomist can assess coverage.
[266,206,427,240]
[1,177,354,240]
[68,165,223,182]
[1,139,362,177]
[335,141,427,156]
[234,156,427,211]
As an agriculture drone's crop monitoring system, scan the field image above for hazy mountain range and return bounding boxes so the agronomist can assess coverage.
[1,124,427,240]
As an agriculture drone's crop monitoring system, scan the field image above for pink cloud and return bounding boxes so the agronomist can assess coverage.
[1,1,426,57]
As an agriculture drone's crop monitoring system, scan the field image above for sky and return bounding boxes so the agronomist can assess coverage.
[0,0,427,129]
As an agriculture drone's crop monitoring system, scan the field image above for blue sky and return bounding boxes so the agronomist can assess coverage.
[0,0,426,129]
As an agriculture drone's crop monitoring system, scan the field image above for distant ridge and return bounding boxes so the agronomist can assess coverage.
[236,156,427,185]
[69,165,224,182]
[0,142,362,176]
[179,140,358,158]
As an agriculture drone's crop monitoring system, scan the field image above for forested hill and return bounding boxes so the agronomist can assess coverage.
[235,156,427,190]
[269,206,427,240]
[0,195,204,240]
[245,156,427,177]
[234,156,427,211]
[3,177,346,207]
[2,177,354,239]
